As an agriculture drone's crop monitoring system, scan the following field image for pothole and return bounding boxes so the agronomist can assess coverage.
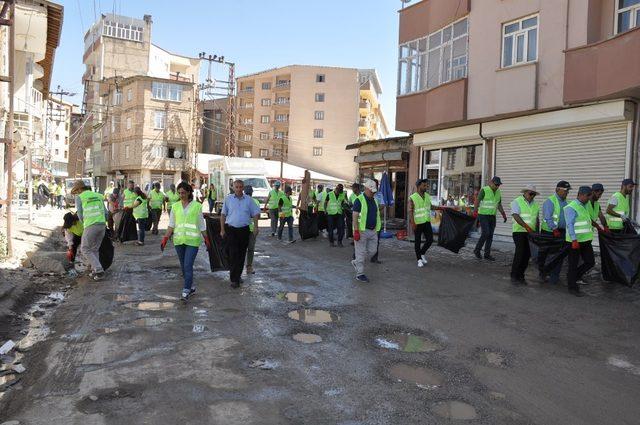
[292,333,322,344]
[431,400,478,420]
[389,364,443,389]
[124,302,175,311]
[288,309,339,324]
[374,333,442,352]
[276,292,313,304]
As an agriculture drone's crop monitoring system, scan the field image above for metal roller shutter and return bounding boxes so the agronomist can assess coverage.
[494,122,629,237]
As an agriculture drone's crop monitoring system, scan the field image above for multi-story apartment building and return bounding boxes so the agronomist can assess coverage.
[82,13,199,190]
[46,97,72,178]
[67,105,85,178]
[0,0,62,195]
[397,0,640,235]
[236,65,388,181]
[201,98,229,155]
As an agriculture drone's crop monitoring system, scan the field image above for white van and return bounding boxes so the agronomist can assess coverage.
[208,157,270,213]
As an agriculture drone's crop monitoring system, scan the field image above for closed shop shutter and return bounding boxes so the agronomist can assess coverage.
[494,122,629,237]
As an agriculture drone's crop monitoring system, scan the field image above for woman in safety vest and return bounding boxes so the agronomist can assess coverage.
[277,185,296,243]
[131,187,149,246]
[62,212,84,265]
[161,181,211,301]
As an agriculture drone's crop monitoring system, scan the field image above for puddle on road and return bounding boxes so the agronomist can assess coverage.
[292,333,322,344]
[132,317,174,327]
[374,333,442,353]
[192,324,206,333]
[124,302,176,311]
[431,400,478,420]
[288,309,339,324]
[276,292,313,304]
[389,364,443,389]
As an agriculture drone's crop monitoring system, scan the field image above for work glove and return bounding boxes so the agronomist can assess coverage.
[204,235,212,251]
[502,213,508,223]
[160,235,169,252]
[571,240,580,250]
[353,230,360,242]
[472,211,478,219]
[603,226,611,233]
[66,249,74,262]
[524,224,534,233]
[620,214,630,222]
[552,229,561,238]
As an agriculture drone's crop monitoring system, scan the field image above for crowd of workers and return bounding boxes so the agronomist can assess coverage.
[59,170,636,301]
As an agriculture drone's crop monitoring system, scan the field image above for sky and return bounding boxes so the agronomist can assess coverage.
[51,0,406,135]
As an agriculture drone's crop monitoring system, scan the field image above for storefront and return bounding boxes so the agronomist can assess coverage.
[346,136,411,222]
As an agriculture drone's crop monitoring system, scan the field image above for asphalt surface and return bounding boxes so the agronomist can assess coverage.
[2,218,640,424]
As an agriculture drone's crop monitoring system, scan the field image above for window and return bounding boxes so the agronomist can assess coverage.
[55,149,59,155]
[55,134,60,140]
[126,116,132,130]
[502,15,538,68]
[242,134,252,142]
[313,147,323,156]
[275,114,288,122]
[127,88,133,102]
[316,74,325,83]
[275,97,289,105]
[261,98,271,107]
[315,93,325,102]
[313,129,324,138]
[151,82,183,101]
[125,145,130,159]
[397,17,468,95]
[616,0,640,33]
[64,150,68,159]
[260,132,270,140]
[445,149,456,170]
[259,149,269,157]
[154,111,166,129]
[243,150,252,158]
[314,111,324,120]
[273,148,282,157]
[261,115,270,124]
[465,145,476,167]
[262,82,271,90]
[103,20,143,42]
[113,89,122,106]
[274,131,286,140]
[65,137,69,145]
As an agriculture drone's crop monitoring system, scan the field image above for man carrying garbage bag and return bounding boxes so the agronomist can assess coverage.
[564,186,597,297]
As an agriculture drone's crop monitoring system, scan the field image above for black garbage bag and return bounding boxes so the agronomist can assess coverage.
[117,209,138,242]
[205,215,229,271]
[599,229,640,286]
[528,233,571,273]
[99,228,114,270]
[299,211,319,240]
[437,208,476,253]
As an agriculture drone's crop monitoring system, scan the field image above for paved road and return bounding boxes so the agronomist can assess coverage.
[2,220,640,424]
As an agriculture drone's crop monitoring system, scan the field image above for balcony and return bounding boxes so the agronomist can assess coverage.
[273,98,290,108]
[359,100,371,110]
[164,158,186,171]
[238,88,254,97]
[358,118,368,128]
[564,27,640,104]
[274,82,291,91]
[396,78,467,133]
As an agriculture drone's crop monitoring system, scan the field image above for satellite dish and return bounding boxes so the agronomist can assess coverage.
[173,150,182,159]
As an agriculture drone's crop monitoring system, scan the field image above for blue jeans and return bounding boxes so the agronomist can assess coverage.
[278,216,294,241]
[137,218,147,242]
[175,244,199,290]
[269,209,279,234]
[207,198,215,213]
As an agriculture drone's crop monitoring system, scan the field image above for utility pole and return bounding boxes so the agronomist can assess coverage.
[197,53,236,158]
[1,0,15,256]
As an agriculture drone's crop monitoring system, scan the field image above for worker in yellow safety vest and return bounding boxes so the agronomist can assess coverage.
[605,178,636,233]
[564,186,597,297]
[509,184,540,285]
[72,180,107,281]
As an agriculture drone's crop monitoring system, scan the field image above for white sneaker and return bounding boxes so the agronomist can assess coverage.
[421,254,428,264]
[417,259,425,268]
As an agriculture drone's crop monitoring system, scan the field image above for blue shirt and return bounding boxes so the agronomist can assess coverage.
[222,194,261,228]
[352,196,378,230]
[374,192,386,206]
[542,194,567,230]
[564,201,584,241]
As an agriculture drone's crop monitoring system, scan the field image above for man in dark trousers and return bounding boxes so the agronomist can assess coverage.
[564,186,597,297]
[538,180,571,283]
[510,184,540,285]
[220,179,261,288]
[473,176,507,261]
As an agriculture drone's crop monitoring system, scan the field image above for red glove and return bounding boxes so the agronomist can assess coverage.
[571,240,580,250]
[552,229,561,238]
[524,224,534,233]
[204,235,212,251]
[603,226,611,234]
[66,249,74,262]
[594,224,603,234]
[353,230,360,242]
[472,211,478,219]
[160,235,169,252]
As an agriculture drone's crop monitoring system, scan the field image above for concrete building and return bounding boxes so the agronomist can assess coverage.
[46,97,72,178]
[67,105,85,178]
[236,65,388,181]
[82,13,200,190]
[201,98,228,155]
[397,0,640,235]
[0,0,62,196]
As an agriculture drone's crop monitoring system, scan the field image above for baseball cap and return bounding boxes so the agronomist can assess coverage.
[556,181,572,190]
[622,178,637,186]
[273,180,281,187]
[491,176,502,186]
[363,179,378,193]
[578,186,593,195]
[415,178,426,187]
[591,183,604,191]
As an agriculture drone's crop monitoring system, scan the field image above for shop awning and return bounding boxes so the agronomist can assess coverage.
[354,150,407,164]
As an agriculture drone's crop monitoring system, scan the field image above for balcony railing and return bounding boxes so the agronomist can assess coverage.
[358,118,368,127]
[274,99,290,107]
[359,100,371,109]
[169,72,193,83]
[274,82,290,91]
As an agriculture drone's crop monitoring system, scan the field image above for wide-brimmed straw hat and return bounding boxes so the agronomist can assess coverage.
[520,184,539,195]
[70,180,88,195]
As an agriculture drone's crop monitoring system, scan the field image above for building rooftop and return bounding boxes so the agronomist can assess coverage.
[237,64,366,80]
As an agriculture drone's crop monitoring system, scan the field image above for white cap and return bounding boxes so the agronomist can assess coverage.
[363,179,377,193]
